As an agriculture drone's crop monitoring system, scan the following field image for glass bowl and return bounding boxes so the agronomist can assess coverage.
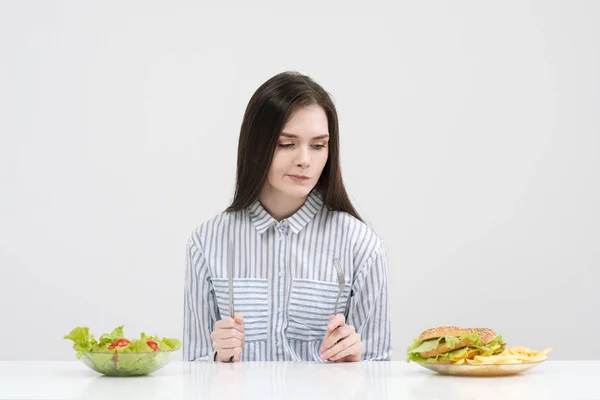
[80,349,179,376]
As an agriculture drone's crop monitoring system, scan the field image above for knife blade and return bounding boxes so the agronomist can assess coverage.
[228,239,234,318]
[227,238,235,362]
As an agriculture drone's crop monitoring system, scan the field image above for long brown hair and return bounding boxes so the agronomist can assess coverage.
[225,71,362,222]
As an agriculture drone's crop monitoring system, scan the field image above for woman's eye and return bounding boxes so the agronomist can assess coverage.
[278,143,326,149]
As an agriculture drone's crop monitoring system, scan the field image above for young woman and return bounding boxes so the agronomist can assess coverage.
[183,71,391,362]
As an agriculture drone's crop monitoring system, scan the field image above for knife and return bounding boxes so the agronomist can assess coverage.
[227,238,235,362]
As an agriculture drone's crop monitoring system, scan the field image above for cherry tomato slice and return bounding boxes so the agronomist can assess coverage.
[108,338,130,350]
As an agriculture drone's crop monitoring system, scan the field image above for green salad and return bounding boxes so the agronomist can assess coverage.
[64,325,182,376]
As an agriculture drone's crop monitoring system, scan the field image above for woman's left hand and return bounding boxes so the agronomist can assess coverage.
[320,314,363,362]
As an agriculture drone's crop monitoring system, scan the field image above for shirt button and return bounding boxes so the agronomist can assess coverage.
[278,271,284,277]
[277,307,282,313]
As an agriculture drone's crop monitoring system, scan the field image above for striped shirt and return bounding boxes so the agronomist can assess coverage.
[183,190,392,362]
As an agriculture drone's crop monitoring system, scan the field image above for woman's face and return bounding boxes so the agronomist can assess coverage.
[264,104,330,199]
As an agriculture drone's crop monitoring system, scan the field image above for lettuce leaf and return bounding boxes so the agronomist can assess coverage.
[406,346,470,364]
[406,330,482,363]
[125,340,153,353]
[444,335,460,349]
[406,338,441,354]
[63,326,98,359]
[98,325,125,348]
[475,335,505,355]
[159,337,182,351]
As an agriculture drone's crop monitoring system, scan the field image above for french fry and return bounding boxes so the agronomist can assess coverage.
[458,346,552,365]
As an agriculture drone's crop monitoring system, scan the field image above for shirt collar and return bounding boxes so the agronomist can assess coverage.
[248,190,324,235]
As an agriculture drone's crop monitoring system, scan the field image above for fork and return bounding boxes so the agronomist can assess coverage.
[333,258,345,316]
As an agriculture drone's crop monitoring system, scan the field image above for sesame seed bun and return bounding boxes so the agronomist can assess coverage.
[472,327,498,345]
[416,326,500,359]
[418,326,473,341]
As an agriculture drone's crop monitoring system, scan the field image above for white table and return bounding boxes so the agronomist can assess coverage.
[1,361,598,399]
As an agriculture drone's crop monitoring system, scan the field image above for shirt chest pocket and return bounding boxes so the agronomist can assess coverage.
[211,278,269,342]
[287,278,351,341]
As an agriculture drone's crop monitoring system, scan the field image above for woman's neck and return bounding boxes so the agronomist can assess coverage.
[258,186,307,221]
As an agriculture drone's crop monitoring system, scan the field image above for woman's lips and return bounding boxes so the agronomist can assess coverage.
[288,174,310,182]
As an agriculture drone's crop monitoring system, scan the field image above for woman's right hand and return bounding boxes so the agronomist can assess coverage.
[211,314,245,362]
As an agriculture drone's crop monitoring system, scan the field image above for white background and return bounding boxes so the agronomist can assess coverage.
[1,0,599,361]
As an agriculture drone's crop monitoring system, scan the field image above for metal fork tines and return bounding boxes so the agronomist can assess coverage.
[333,258,345,315]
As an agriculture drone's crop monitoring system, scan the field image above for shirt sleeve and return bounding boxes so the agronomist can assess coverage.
[183,237,219,361]
[346,241,393,361]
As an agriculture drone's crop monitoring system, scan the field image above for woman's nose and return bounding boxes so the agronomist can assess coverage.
[295,147,310,168]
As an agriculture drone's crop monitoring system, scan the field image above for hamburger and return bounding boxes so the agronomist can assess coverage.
[406,326,506,364]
